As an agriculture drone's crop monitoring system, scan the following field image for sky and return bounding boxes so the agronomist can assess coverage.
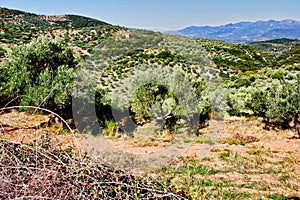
[1,0,300,31]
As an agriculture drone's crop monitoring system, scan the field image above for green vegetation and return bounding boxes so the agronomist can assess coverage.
[103,119,118,136]
[73,31,218,134]
[277,47,300,66]
[0,36,77,115]
[194,137,216,145]
[0,46,6,58]
[1,7,300,200]
[198,38,274,74]
[226,68,300,135]
[1,8,300,135]
[0,6,121,58]
[66,14,109,28]
[249,38,300,57]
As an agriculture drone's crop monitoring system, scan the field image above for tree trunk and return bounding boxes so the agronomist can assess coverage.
[295,112,300,137]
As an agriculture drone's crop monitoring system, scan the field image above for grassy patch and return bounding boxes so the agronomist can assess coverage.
[267,194,297,200]
[194,137,216,145]
[222,137,247,145]
[247,149,262,155]
[219,150,231,161]
[219,190,255,199]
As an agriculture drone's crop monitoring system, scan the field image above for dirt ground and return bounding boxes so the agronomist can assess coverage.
[1,111,299,199]
[87,119,300,198]
[182,119,300,198]
[0,110,83,152]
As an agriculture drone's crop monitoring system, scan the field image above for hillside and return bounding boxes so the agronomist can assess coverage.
[0,7,292,77]
[249,38,300,57]
[197,39,273,75]
[0,7,122,58]
[1,7,109,28]
[0,7,300,200]
[0,7,276,77]
[248,38,300,69]
[168,19,300,43]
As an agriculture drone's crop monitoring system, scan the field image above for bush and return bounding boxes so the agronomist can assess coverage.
[110,66,211,133]
[226,69,300,135]
[0,47,6,58]
[0,36,77,114]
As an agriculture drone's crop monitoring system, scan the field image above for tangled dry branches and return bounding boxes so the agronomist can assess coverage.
[0,138,189,199]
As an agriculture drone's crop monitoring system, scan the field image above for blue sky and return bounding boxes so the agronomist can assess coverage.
[1,0,300,31]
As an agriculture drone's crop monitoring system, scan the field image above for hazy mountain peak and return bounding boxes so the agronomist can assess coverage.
[167,19,300,43]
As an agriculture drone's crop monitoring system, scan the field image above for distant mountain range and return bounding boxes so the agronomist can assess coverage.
[167,20,300,43]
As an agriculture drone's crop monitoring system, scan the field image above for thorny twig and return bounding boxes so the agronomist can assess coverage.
[0,139,189,199]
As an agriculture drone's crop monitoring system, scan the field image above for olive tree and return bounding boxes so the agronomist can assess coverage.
[227,69,300,136]
[0,36,77,114]
[110,66,209,133]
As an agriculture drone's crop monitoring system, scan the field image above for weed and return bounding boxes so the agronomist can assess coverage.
[247,149,262,155]
[245,175,251,182]
[267,194,294,200]
[279,174,290,182]
[194,137,216,145]
[59,129,70,135]
[219,150,231,161]
[183,138,192,143]
[219,190,254,199]
[201,157,212,162]
[104,120,118,136]
[222,137,247,145]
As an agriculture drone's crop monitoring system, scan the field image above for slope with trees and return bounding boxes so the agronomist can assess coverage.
[0,8,300,199]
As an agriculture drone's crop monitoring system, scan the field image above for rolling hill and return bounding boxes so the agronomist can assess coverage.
[0,7,123,58]
[1,7,298,77]
[1,7,109,28]
[249,38,300,57]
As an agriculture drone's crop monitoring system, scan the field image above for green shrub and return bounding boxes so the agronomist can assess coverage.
[0,36,77,114]
[226,69,300,135]
[0,47,6,58]
[104,119,118,136]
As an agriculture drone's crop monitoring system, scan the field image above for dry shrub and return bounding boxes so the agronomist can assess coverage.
[0,138,189,199]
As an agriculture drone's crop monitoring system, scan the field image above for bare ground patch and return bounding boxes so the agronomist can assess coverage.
[1,111,300,199]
